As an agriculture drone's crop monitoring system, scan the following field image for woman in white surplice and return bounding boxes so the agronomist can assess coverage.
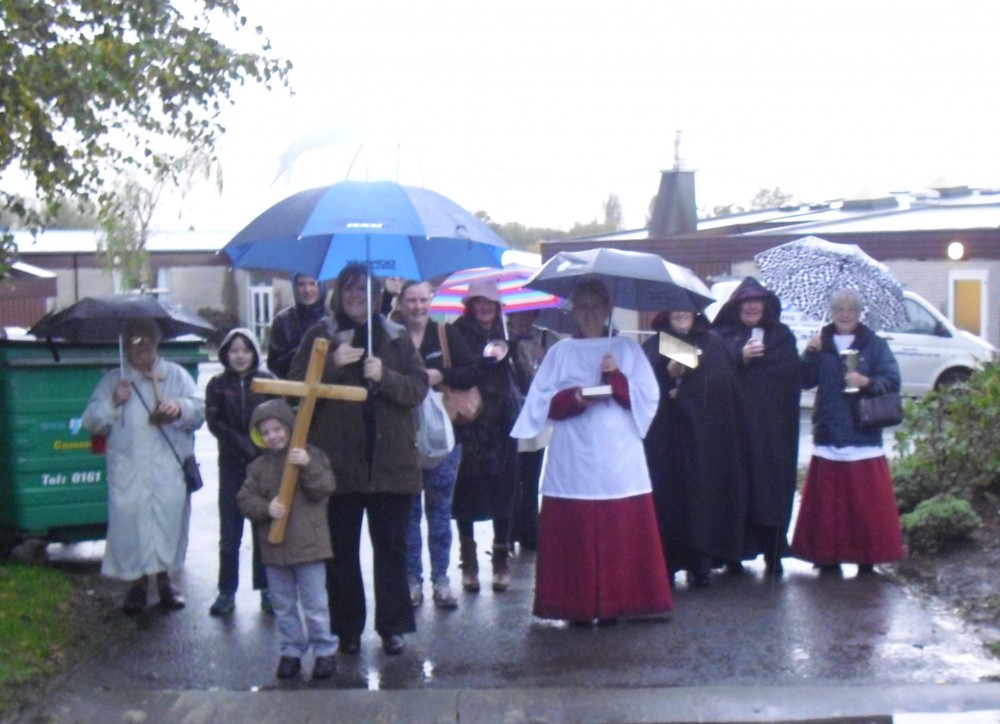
[82,318,204,614]
[510,279,673,624]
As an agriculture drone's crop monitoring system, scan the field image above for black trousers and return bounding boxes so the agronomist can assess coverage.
[326,492,416,639]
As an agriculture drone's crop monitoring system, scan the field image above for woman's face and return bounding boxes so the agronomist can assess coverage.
[572,292,610,338]
[669,311,694,335]
[472,297,498,328]
[226,336,255,376]
[125,335,158,373]
[832,302,861,334]
[340,276,370,323]
[739,299,764,328]
[400,283,432,329]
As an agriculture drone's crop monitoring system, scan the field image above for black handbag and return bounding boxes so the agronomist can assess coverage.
[132,382,203,493]
[858,390,904,429]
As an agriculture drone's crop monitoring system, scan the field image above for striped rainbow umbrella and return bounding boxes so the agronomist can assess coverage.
[430,264,563,315]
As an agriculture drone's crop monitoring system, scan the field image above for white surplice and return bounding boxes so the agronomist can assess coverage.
[510,336,659,500]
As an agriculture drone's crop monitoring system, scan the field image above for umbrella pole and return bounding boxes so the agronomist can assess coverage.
[366,235,374,357]
[119,334,125,377]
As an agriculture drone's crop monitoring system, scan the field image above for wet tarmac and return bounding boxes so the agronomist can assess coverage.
[27,364,1000,722]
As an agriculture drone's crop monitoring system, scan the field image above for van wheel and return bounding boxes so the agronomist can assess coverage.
[935,368,971,390]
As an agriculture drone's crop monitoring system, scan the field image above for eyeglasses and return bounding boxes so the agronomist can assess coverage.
[128,336,156,348]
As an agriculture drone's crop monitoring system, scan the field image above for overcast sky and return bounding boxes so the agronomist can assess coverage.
[170,0,1000,234]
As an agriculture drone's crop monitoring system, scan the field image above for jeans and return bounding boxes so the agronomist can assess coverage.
[267,561,337,658]
[217,463,266,595]
[407,443,461,584]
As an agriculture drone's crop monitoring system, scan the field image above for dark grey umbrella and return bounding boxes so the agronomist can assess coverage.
[28,294,215,343]
[523,248,714,312]
[754,236,907,329]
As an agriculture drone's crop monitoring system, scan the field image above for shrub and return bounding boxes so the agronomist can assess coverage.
[892,470,947,515]
[901,494,981,555]
[894,362,1000,511]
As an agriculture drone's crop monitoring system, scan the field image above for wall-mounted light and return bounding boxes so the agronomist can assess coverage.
[947,241,965,260]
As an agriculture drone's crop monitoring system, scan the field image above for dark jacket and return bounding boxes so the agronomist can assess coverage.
[267,275,331,379]
[237,441,336,567]
[803,322,900,448]
[288,315,428,496]
[206,328,276,470]
[420,319,477,391]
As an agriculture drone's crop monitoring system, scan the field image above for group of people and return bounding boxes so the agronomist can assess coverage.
[83,265,905,680]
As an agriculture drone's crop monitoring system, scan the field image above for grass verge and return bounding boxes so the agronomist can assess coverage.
[0,563,74,711]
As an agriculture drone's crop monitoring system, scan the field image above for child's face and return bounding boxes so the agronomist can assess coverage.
[226,336,255,375]
[258,418,289,452]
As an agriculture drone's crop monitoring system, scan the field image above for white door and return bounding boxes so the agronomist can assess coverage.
[249,285,274,346]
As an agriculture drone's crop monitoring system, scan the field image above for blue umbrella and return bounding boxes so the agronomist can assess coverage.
[221,180,508,282]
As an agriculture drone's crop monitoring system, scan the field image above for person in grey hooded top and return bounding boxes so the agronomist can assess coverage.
[267,273,330,378]
[205,328,276,615]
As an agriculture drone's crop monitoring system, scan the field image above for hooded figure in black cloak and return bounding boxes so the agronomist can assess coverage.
[712,277,801,575]
[642,308,748,587]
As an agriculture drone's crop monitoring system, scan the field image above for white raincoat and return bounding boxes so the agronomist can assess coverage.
[82,357,204,580]
[509,336,659,500]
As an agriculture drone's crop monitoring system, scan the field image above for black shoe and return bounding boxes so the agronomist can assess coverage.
[158,585,186,610]
[312,655,336,679]
[857,564,876,575]
[818,563,843,577]
[276,656,301,679]
[725,561,745,575]
[122,585,147,614]
[765,559,785,577]
[381,634,404,655]
[689,569,711,588]
[338,635,361,655]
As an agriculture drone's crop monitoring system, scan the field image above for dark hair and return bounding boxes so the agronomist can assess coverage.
[330,263,382,315]
[570,278,611,309]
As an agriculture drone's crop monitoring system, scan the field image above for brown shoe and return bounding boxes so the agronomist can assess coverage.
[123,585,147,614]
[159,585,186,610]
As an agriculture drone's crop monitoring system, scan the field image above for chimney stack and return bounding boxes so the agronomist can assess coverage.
[649,130,697,238]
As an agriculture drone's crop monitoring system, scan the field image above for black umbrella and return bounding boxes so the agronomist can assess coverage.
[28,294,215,343]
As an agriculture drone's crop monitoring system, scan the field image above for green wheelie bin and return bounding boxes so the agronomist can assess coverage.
[0,338,206,557]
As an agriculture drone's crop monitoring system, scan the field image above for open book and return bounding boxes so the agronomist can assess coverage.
[658,332,701,369]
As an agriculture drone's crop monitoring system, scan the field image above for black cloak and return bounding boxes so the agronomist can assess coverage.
[712,277,802,560]
[642,314,748,574]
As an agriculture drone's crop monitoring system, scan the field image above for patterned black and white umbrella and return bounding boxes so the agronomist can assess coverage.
[754,236,908,330]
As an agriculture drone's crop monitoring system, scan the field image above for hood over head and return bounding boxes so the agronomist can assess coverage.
[249,398,296,448]
[292,272,328,307]
[218,327,263,372]
[712,277,782,329]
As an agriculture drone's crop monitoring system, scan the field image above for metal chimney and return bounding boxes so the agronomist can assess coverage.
[649,131,697,237]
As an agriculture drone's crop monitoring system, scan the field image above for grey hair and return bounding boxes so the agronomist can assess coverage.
[829,288,865,313]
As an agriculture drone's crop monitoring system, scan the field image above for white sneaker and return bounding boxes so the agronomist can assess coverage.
[432,577,458,609]
[409,577,423,607]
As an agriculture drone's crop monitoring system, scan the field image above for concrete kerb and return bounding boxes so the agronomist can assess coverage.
[40,684,1000,723]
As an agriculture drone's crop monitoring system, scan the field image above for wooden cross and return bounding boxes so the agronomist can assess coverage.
[250,337,368,543]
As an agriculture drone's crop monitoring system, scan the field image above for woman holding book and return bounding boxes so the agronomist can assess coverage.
[510,278,673,624]
[642,306,748,588]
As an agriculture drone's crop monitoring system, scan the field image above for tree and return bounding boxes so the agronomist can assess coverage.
[603,193,623,231]
[97,150,219,291]
[0,0,290,277]
[701,187,797,218]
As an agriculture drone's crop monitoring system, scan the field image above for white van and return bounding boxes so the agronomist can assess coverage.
[707,281,997,397]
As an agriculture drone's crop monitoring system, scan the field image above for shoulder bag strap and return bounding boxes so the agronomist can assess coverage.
[131,381,184,470]
[438,323,452,368]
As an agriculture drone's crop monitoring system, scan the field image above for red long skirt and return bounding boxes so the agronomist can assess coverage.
[533,493,674,621]
[790,456,905,565]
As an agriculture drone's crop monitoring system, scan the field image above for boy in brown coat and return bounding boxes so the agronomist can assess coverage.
[237,399,337,680]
